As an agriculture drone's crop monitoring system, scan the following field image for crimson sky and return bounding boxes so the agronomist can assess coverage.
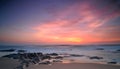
[0,0,120,45]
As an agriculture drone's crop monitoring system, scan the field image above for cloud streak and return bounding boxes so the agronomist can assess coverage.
[0,0,120,44]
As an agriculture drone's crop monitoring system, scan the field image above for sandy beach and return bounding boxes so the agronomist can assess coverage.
[0,58,120,69]
[0,58,20,69]
[27,63,120,69]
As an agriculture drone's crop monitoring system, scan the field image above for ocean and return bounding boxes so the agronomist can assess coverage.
[0,45,120,65]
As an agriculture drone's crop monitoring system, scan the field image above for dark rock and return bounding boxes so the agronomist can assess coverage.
[49,53,58,56]
[17,50,27,53]
[55,56,63,59]
[107,61,117,64]
[96,48,104,50]
[116,49,120,52]
[53,60,62,62]
[37,52,43,56]
[89,56,103,60]
[70,54,84,57]
[113,49,120,53]
[2,54,19,59]
[0,49,15,52]
[41,55,51,60]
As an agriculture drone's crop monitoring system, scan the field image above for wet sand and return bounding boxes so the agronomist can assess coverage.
[0,58,20,69]
[27,63,120,69]
[0,58,120,69]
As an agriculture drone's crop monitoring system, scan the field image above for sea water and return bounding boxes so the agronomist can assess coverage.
[0,45,120,65]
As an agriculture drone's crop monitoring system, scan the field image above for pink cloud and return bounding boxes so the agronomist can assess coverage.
[2,1,119,44]
[29,1,120,44]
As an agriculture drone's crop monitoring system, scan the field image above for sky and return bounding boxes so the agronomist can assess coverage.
[0,0,120,45]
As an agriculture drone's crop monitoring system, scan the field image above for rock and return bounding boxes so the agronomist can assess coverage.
[70,54,84,57]
[89,56,103,60]
[49,53,58,56]
[37,52,43,56]
[18,50,26,52]
[116,49,120,52]
[96,48,104,50]
[2,54,19,59]
[107,61,117,64]
[42,55,51,60]
[0,49,15,52]
[53,59,62,62]
[113,49,120,53]
[55,56,63,59]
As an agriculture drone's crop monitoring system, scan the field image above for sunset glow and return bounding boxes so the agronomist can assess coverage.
[0,0,120,45]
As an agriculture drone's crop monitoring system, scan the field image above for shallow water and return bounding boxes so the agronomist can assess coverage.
[0,45,120,65]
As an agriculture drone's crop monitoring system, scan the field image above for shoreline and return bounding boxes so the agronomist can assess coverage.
[1,52,120,66]
[0,57,120,69]
[61,59,120,66]
[27,63,120,69]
